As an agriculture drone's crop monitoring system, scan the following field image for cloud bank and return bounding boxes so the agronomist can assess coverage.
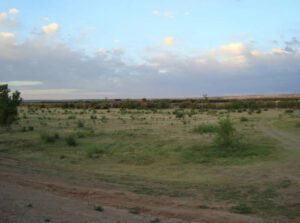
[0,12,299,99]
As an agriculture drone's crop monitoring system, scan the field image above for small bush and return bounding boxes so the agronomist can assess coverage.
[101,116,108,123]
[86,147,105,158]
[28,126,34,131]
[215,117,237,147]
[65,135,78,146]
[77,120,84,128]
[94,205,104,212]
[231,203,253,214]
[150,218,161,223]
[173,109,185,118]
[41,133,59,143]
[285,109,294,114]
[54,132,60,139]
[90,115,97,120]
[240,117,248,122]
[193,123,218,134]
[128,207,140,214]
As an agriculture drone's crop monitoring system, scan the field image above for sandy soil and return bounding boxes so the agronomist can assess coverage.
[0,161,264,223]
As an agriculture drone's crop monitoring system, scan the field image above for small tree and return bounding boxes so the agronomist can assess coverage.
[215,117,236,147]
[0,84,22,126]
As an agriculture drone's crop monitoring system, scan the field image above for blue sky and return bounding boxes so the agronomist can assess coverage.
[0,0,300,99]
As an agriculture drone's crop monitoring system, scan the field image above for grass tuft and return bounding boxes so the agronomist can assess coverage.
[193,123,218,134]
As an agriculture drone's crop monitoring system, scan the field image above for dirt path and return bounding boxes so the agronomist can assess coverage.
[259,125,300,150]
[0,158,264,223]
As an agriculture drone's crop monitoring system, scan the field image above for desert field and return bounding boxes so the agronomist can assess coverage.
[0,107,299,222]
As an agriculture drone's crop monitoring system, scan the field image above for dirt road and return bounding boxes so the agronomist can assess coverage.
[0,158,265,223]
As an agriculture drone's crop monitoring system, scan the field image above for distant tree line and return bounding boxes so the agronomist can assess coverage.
[23,97,300,110]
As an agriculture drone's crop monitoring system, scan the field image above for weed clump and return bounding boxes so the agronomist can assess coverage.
[28,126,34,131]
[41,132,60,143]
[240,117,248,122]
[77,120,84,128]
[231,203,253,214]
[173,109,185,118]
[150,218,161,223]
[65,135,78,146]
[94,205,104,212]
[193,123,218,134]
[86,147,105,158]
[215,117,238,147]
[285,109,294,114]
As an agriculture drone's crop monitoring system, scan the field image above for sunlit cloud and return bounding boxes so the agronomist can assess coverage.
[0,30,299,99]
[42,22,60,35]
[8,8,19,15]
[163,37,175,46]
[0,32,15,39]
[219,43,246,55]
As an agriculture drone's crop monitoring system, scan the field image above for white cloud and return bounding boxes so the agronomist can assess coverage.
[163,37,175,46]
[152,10,175,18]
[8,8,19,15]
[0,32,15,39]
[0,81,43,87]
[158,69,168,74]
[0,12,7,23]
[0,33,299,99]
[0,8,19,27]
[21,88,76,95]
[42,23,60,35]
[42,17,50,22]
[219,43,246,55]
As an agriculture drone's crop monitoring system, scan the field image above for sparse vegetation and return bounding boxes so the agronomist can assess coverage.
[0,106,299,221]
[193,123,218,134]
[65,135,78,146]
[41,132,60,143]
[240,117,248,122]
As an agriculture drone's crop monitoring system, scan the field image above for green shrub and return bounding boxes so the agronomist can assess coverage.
[41,133,59,143]
[28,126,34,131]
[285,109,294,114]
[150,218,161,223]
[215,117,237,147]
[77,120,84,128]
[240,117,248,122]
[231,203,253,214]
[86,147,106,158]
[193,123,218,134]
[0,84,22,126]
[94,205,104,212]
[173,109,185,118]
[101,116,108,123]
[65,135,78,146]
[90,115,97,120]
[53,132,60,139]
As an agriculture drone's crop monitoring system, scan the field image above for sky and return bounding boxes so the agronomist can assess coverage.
[0,0,300,99]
